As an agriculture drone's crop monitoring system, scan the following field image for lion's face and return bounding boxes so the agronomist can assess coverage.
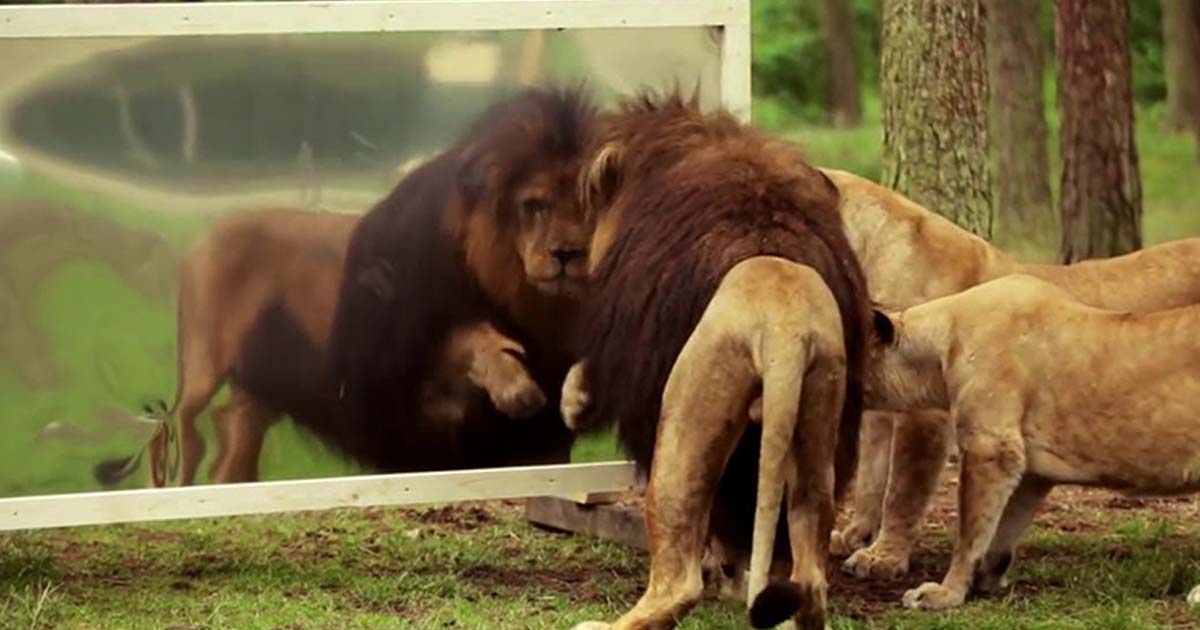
[509,169,593,298]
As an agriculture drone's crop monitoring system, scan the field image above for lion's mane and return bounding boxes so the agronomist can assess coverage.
[233,86,598,472]
[576,91,871,556]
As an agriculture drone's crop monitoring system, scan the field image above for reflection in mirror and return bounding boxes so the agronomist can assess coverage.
[0,27,721,497]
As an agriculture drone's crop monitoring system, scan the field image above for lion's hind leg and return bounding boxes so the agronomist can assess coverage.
[572,289,760,630]
[208,387,280,484]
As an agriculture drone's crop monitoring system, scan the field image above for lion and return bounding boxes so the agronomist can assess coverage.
[561,92,871,630]
[94,85,599,486]
[821,167,1200,580]
[93,208,551,487]
[863,274,1200,611]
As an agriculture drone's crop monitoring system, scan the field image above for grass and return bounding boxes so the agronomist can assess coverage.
[0,492,1198,629]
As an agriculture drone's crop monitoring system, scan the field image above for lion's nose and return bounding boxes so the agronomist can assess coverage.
[551,247,586,267]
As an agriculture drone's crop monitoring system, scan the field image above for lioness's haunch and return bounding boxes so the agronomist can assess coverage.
[821,167,1200,580]
[864,274,1200,611]
[93,85,600,486]
[565,91,870,630]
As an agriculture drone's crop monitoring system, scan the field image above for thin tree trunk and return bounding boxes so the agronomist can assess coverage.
[881,0,992,238]
[985,0,1052,244]
[1163,0,1200,133]
[1055,0,1142,262]
[817,0,863,127]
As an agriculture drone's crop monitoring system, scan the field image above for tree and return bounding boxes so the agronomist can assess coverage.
[816,0,863,126]
[1162,0,1200,133]
[1056,0,1143,262]
[880,0,992,238]
[985,0,1052,243]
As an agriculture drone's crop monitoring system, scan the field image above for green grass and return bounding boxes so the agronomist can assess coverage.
[0,499,1197,629]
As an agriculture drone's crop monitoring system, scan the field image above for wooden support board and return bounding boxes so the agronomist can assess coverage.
[525,495,647,550]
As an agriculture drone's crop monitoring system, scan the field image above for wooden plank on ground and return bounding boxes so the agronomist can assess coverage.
[525,495,647,550]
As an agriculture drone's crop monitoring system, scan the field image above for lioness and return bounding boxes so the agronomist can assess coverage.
[822,167,1200,579]
[863,274,1200,611]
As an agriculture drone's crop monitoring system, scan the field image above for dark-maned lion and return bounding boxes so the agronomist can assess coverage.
[292,84,598,474]
[94,208,547,488]
[863,274,1200,610]
[563,92,871,630]
[822,168,1200,581]
[95,85,599,486]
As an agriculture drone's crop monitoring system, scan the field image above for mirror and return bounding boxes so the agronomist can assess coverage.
[0,27,722,497]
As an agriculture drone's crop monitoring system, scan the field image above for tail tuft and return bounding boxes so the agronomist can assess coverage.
[749,579,804,629]
[93,455,139,487]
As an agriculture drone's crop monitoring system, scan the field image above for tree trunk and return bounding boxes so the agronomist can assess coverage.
[1163,0,1200,133]
[1055,0,1142,262]
[985,0,1052,243]
[817,0,863,127]
[880,0,992,238]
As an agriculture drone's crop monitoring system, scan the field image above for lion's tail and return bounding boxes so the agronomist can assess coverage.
[92,399,173,487]
[744,260,840,629]
[745,337,805,628]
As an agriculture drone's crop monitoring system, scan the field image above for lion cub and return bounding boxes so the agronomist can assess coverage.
[864,274,1200,611]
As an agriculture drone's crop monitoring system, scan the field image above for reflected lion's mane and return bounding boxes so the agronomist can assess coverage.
[240,86,599,472]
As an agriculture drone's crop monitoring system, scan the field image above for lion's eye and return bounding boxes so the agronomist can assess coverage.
[521,198,547,216]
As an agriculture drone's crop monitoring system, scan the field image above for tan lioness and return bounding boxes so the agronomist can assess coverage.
[822,167,1200,580]
[863,274,1200,611]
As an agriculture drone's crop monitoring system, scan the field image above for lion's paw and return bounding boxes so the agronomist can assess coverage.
[491,373,546,419]
[570,622,611,630]
[560,362,591,431]
[842,546,910,580]
[902,581,965,611]
[1188,583,1200,607]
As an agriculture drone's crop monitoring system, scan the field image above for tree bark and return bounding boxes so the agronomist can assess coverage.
[817,0,863,127]
[1163,0,1200,133]
[881,0,992,238]
[1055,0,1142,262]
[985,0,1052,242]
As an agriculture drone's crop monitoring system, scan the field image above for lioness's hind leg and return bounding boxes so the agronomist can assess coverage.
[903,407,1025,611]
[208,388,279,484]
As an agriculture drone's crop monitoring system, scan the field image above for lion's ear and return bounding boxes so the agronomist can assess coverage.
[581,141,623,211]
[871,309,897,346]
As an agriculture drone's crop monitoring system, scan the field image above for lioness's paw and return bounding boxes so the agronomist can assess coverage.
[560,362,591,431]
[842,546,910,580]
[902,582,965,610]
[829,521,872,557]
[492,374,546,419]
[570,623,611,630]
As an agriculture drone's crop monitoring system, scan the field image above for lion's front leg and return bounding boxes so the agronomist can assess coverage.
[560,360,594,431]
[453,322,546,419]
[903,408,1025,612]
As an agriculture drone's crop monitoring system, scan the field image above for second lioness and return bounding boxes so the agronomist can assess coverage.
[863,274,1200,611]
[823,167,1200,580]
